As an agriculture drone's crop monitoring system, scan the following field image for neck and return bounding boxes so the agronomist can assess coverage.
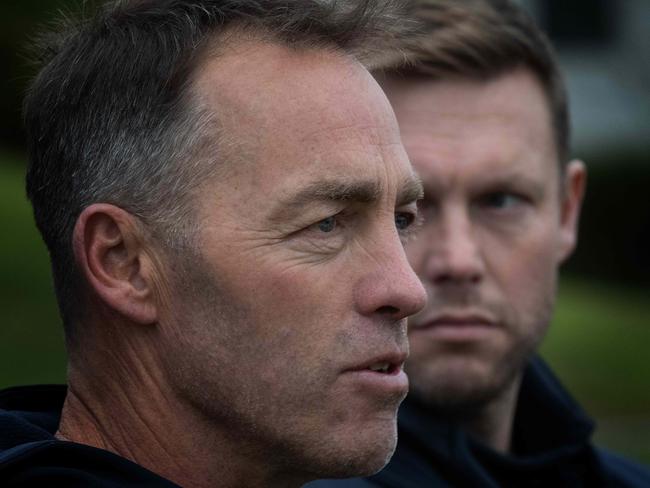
[457,374,522,454]
[57,357,300,488]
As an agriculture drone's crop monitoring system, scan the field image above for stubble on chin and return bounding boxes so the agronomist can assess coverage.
[406,347,527,414]
[407,318,551,413]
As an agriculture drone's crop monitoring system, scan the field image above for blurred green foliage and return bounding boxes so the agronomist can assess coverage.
[544,278,650,416]
[1,152,648,464]
[0,154,66,385]
[543,278,650,463]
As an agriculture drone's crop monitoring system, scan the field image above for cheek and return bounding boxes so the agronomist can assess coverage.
[261,266,341,315]
[488,225,559,327]
[487,214,560,282]
[227,262,352,353]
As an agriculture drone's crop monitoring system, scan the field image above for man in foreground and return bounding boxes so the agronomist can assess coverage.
[0,1,428,486]
[310,0,650,486]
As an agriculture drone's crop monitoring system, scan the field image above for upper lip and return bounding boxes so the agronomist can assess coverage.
[411,312,496,330]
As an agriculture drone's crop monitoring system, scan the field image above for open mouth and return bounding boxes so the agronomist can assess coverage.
[343,354,409,394]
[344,350,407,378]
[366,361,400,375]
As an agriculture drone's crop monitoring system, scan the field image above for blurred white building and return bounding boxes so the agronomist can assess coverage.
[518,0,650,157]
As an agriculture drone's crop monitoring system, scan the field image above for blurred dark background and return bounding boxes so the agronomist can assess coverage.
[1,0,649,464]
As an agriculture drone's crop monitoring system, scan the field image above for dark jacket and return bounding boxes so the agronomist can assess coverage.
[307,358,650,487]
[0,385,179,487]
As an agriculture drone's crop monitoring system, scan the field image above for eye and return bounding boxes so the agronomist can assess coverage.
[395,212,415,231]
[287,212,348,257]
[317,216,337,233]
[480,192,523,209]
[395,210,422,242]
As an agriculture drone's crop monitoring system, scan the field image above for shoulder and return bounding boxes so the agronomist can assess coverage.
[595,448,650,487]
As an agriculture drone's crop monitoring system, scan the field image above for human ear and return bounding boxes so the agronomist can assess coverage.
[72,203,159,324]
[558,159,587,263]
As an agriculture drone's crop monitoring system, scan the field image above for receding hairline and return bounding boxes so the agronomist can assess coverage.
[191,26,363,103]
[186,32,375,188]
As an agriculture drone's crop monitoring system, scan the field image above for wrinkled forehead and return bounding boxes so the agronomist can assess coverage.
[189,39,415,210]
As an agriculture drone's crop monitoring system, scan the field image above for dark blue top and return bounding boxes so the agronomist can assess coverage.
[307,358,650,487]
[0,384,180,487]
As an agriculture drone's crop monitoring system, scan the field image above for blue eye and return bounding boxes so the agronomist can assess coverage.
[395,212,414,230]
[317,216,337,233]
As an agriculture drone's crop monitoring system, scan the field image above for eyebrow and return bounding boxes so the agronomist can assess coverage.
[273,181,381,223]
[397,174,424,206]
[270,175,424,221]
[473,171,547,200]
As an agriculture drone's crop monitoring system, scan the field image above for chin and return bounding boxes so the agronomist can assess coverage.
[302,419,398,479]
[323,442,396,479]
[408,356,518,411]
[354,432,397,476]
[413,379,502,412]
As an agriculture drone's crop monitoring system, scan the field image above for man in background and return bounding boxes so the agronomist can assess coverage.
[0,1,427,486]
[310,0,650,486]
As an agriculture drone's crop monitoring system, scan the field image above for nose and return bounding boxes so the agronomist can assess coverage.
[355,229,427,321]
[420,206,485,286]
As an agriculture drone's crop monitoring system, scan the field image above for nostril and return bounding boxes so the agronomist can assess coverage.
[376,305,400,315]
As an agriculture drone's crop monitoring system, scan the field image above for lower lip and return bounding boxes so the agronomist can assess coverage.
[343,368,409,396]
[410,322,497,342]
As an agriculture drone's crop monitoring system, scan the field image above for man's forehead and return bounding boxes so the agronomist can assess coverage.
[195,39,350,110]
[385,71,557,173]
[188,36,415,216]
[192,38,397,139]
[385,69,553,139]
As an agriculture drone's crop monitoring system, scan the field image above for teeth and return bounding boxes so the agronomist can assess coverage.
[369,362,391,373]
